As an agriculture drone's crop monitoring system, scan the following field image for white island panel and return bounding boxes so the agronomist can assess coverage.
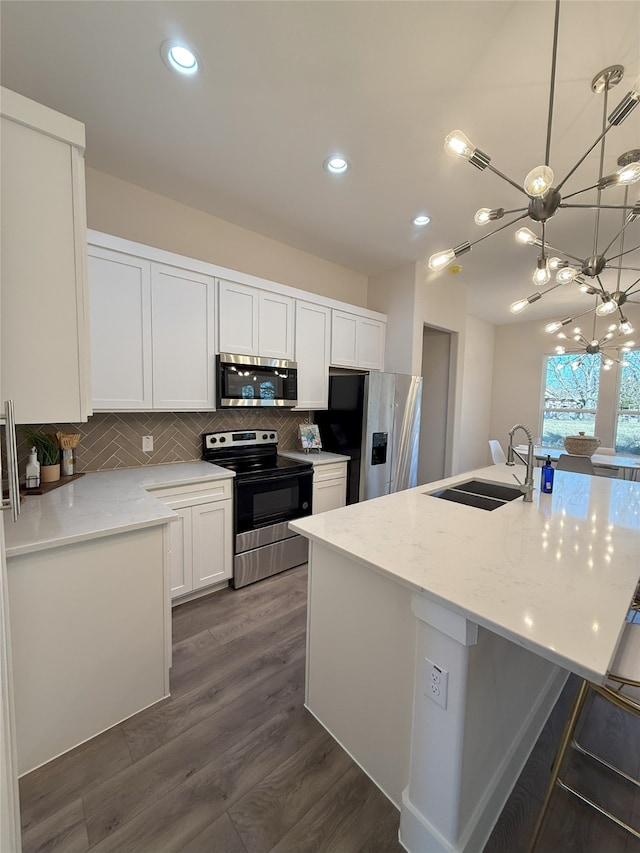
[8,525,169,775]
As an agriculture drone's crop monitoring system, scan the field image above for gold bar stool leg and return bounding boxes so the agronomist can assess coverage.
[528,679,591,853]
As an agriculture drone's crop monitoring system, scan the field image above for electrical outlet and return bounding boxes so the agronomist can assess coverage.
[142,435,154,452]
[423,657,448,709]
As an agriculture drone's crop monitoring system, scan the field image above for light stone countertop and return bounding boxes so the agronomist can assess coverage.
[279,450,350,465]
[291,463,640,683]
[5,462,233,558]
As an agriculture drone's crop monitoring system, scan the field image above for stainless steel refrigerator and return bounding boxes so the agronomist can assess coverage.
[314,371,422,504]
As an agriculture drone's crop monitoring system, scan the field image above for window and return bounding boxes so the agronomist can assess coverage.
[541,354,600,448]
[615,348,640,455]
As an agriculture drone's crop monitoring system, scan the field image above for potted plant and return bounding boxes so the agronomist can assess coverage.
[22,429,61,483]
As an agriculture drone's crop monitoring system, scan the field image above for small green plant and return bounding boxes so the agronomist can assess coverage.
[22,429,61,466]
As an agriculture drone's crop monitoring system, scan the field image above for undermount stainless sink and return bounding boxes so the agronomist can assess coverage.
[425,478,523,511]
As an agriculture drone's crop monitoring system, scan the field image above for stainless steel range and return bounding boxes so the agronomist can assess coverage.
[202,430,313,589]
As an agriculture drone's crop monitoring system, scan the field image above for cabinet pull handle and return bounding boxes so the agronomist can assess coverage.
[2,400,21,521]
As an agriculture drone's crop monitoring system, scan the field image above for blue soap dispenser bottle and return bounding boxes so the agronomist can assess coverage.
[541,455,554,494]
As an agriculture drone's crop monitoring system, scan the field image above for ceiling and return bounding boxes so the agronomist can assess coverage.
[1,0,639,326]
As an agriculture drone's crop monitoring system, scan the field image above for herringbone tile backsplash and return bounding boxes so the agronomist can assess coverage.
[13,410,313,474]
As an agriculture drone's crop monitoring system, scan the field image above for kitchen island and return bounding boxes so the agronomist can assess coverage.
[5,462,232,775]
[291,463,640,853]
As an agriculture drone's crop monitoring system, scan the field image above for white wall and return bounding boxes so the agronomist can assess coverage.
[490,303,640,451]
[85,168,368,307]
[368,264,417,375]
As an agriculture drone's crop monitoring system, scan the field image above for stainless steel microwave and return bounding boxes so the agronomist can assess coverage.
[216,353,298,408]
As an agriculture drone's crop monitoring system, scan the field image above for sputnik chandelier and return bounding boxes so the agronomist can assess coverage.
[552,298,635,372]
[428,0,640,339]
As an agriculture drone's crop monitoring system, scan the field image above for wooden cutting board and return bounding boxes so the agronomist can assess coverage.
[20,472,85,496]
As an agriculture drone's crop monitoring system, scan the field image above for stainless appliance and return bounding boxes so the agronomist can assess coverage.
[216,353,298,408]
[202,429,312,588]
[314,371,422,503]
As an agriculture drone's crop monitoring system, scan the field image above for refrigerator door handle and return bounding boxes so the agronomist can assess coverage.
[2,400,21,521]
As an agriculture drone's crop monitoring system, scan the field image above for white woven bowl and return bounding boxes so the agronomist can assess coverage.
[563,432,601,457]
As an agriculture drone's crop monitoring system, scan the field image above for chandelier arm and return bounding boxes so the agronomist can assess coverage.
[591,82,611,257]
[484,163,530,196]
[600,214,633,261]
[594,275,609,297]
[555,126,614,193]
[544,0,561,166]
[559,202,637,211]
[467,212,530,249]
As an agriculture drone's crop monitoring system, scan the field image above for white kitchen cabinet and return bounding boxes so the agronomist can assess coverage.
[331,310,385,371]
[153,479,233,601]
[1,87,91,423]
[218,280,294,359]
[88,246,215,410]
[312,461,348,514]
[89,248,153,409]
[295,301,331,410]
[151,264,215,409]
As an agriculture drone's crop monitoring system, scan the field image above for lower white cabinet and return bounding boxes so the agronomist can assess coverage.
[153,479,233,600]
[312,462,347,514]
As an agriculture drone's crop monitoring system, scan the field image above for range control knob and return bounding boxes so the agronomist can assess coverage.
[270,433,276,439]
[219,436,226,443]
[262,433,268,440]
[209,437,217,444]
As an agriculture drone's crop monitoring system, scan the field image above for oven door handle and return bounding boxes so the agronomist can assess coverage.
[237,468,313,486]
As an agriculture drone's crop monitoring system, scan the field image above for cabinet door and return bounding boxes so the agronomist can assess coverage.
[218,280,259,355]
[295,301,331,410]
[330,311,358,367]
[1,112,90,423]
[259,291,294,360]
[358,318,386,371]
[151,264,215,409]
[168,507,193,598]
[88,248,152,410]
[313,478,347,514]
[191,501,232,589]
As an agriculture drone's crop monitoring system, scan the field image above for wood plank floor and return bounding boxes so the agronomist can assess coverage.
[18,564,640,853]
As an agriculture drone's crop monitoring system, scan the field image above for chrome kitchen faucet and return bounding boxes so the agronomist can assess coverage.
[506,423,535,502]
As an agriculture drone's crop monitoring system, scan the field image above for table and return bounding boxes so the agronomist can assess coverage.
[516,445,640,480]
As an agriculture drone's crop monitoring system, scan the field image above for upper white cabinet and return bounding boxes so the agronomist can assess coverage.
[1,87,91,423]
[295,301,331,410]
[88,244,215,411]
[331,310,385,371]
[218,280,294,360]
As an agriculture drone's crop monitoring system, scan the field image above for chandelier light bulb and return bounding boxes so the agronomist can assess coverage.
[515,227,538,245]
[620,319,634,334]
[428,249,456,271]
[625,340,636,347]
[524,165,555,198]
[573,327,582,335]
[590,339,599,347]
[555,346,566,354]
[510,299,529,314]
[532,257,551,286]
[573,334,582,342]
[596,298,617,316]
[608,324,618,332]
[557,332,568,340]
[617,162,640,185]
[556,266,578,284]
[444,130,475,161]
[474,208,492,226]
[545,321,563,334]
[548,257,563,270]
[602,362,613,371]
[604,332,614,340]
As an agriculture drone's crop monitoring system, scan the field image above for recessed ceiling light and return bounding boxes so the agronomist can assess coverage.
[412,214,431,226]
[323,156,350,175]
[161,40,199,75]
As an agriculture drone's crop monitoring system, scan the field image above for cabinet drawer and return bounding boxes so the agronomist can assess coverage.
[313,462,348,482]
[151,478,233,506]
